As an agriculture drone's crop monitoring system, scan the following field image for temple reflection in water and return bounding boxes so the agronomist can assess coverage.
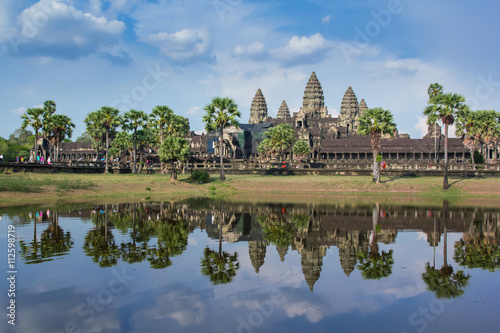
[10,199,500,291]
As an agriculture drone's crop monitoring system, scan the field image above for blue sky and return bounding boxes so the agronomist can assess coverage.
[1,0,499,139]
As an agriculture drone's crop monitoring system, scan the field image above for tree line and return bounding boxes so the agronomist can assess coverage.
[7,88,500,188]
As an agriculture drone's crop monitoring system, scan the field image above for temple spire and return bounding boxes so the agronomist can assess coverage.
[249,88,268,124]
[277,100,291,119]
[339,86,359,132]
[301,72,327,117]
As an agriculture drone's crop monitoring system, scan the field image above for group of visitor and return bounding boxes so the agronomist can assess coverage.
[5,155,52,164]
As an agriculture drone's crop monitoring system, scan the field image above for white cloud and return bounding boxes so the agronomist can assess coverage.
[415,116,429,138]
[383,58,425,74]
[414,116,457,138]
[4,0,125,59]
[11,107,26,115]
[322,15,332,25]
[186,106,201,116]
[233,42,266,57]
[270,33,334,65]
[144,27,212,62]
[284,300,328,323]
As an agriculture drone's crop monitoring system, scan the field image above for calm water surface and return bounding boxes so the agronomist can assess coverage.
[1,199,499,333]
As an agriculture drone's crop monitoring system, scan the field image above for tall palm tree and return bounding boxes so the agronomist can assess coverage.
[424,92,468,189]
[455,109,481,169]
[45,114,75,162]
[41,100,58,161]
[21,107,45,161]
[427,83,444,163]
[203,97,241,180]
[98,107,121,173]
[476,110,500,164]
[84,110,106,162]
[358,107,396,183]
[122,110,148,173]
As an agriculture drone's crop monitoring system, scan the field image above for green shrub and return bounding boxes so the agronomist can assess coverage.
[190,170,211,183]
[473,151,484,164]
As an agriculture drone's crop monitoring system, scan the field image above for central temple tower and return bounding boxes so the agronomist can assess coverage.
[300,72,328,118]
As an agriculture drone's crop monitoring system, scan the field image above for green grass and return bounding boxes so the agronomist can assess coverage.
[0,175,94,192]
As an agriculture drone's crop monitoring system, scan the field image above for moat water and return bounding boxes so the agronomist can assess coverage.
[1,199,499,333]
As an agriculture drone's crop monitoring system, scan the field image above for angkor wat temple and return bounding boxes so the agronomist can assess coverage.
[43,71,500,166]
[194,72,478,163]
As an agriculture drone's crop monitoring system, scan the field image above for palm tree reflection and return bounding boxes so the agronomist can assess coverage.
[422,201,470,298]
[356,203,394,280]
[200,201,240,285]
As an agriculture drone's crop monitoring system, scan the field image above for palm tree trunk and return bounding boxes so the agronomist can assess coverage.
[373,149,379,183]
[170,161,176,179]
[133,130,137,173]
[105,129,109,173]
[160,129,164,172]
[443,124,449,189]
[219,126,225,181]
[34,131,38,162]
[470,148,475,171]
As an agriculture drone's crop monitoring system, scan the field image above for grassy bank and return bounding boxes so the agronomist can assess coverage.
[1,173,500,208]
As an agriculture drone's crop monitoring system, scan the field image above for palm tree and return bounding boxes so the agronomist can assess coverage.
[427,83,444,162]
[45,114,75,162]
[475,110,500,164]
[357,108,396,183]
[262,123,296,161]
[98,107,121,173]
[424,92,468,189]
[41,100,58,161]
[84,111,107,161]
[203,97,241,180]
[293,140,311,162]
[455,109,481,169]
[122,110,148,173]
[21,107,45,161]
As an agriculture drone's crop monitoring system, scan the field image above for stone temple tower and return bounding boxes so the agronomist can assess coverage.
[339,86,359,133]
[355,98,368,132]
[358,99,368,117]
[300,72,328,118]
[277,100,291,119]
[248,89,268,124]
